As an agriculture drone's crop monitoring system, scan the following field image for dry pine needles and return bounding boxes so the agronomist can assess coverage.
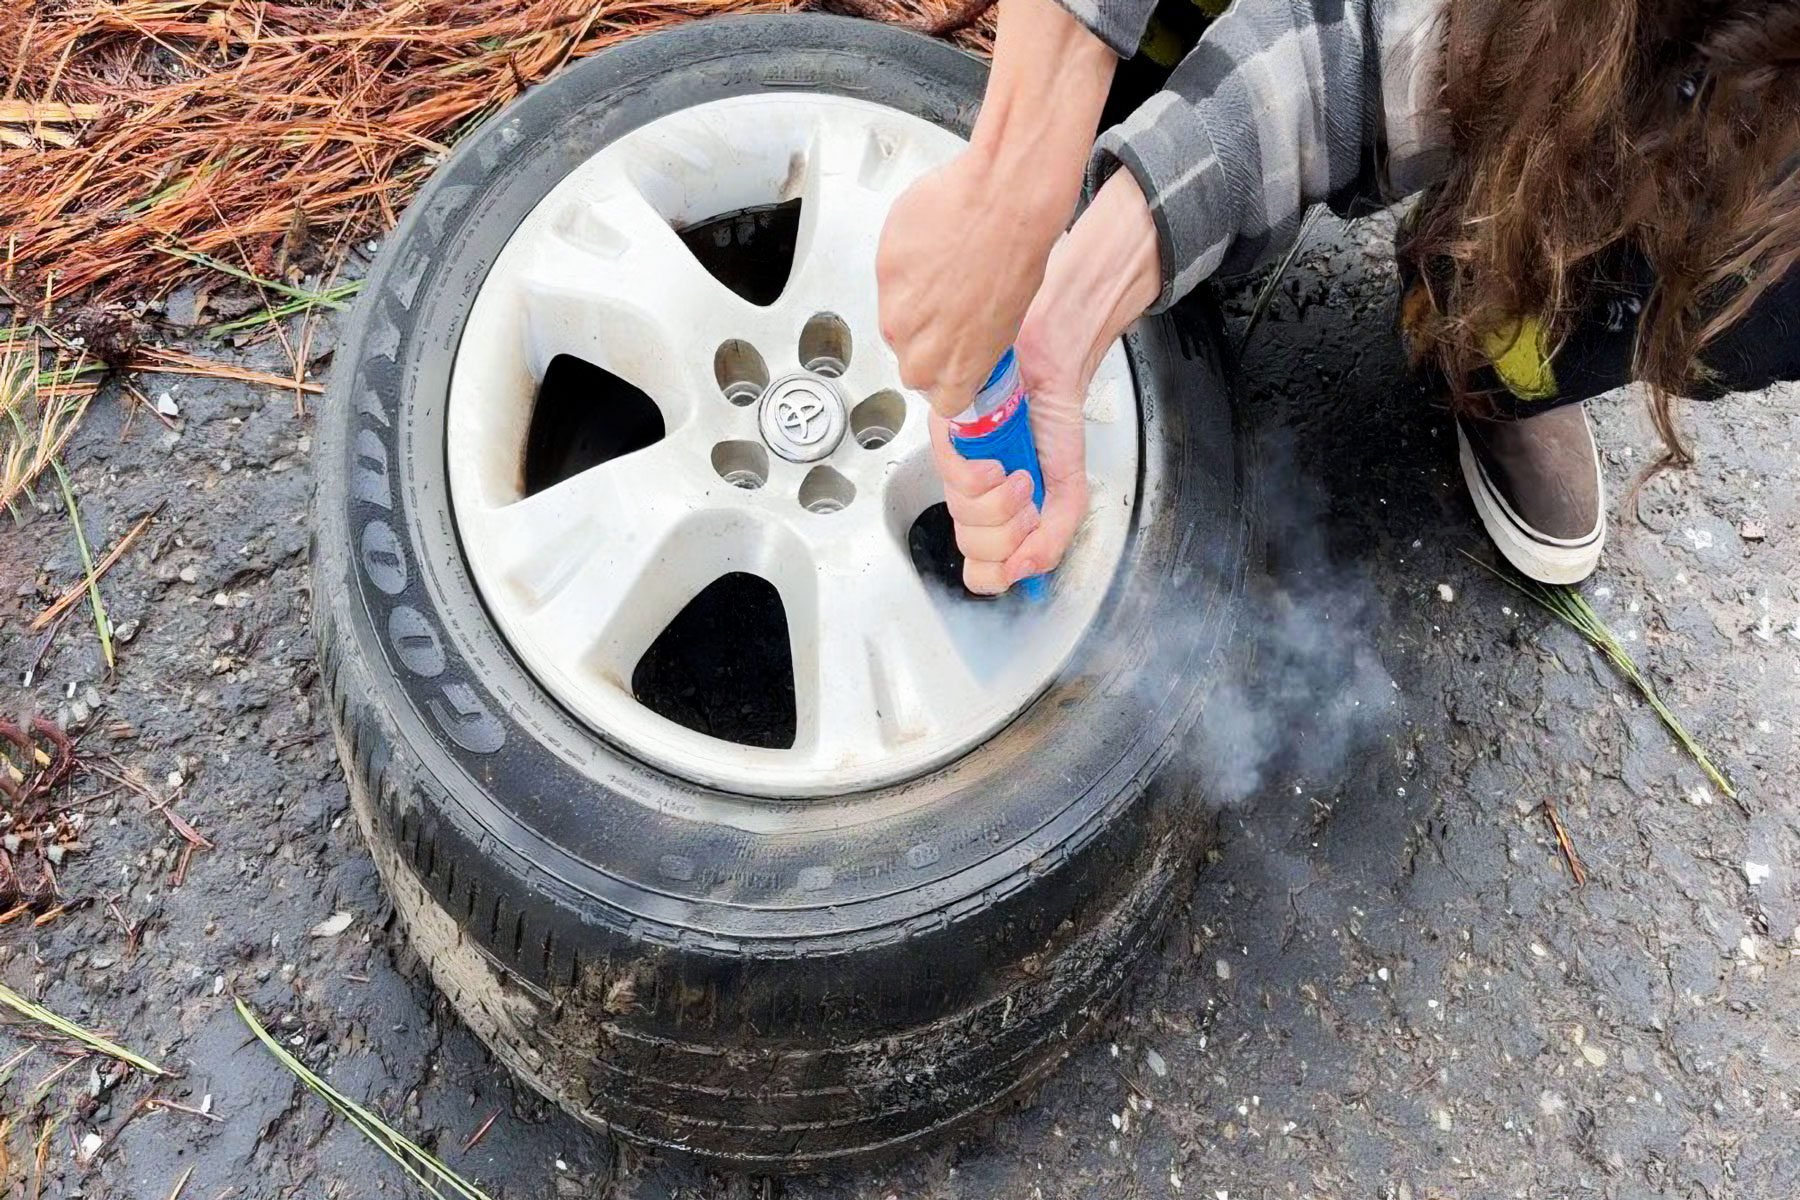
[1,0,989,315]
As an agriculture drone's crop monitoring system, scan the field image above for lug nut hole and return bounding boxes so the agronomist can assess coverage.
[712,440,770,489]
[715,339,769,406]
[799,313,852,378]
[798,465,855,514]
[851,389,906,449]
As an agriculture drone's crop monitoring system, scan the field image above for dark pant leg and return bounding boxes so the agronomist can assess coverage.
[1403,239,1800,417]
[1507,246,1800,412]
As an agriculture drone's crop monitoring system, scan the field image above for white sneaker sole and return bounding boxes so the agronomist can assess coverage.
[1457,421,1605,585]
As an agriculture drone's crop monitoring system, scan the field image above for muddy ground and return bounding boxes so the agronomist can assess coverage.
[3,202,1796,1200]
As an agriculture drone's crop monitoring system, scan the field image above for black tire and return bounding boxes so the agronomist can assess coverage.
[311,13,1255,1168]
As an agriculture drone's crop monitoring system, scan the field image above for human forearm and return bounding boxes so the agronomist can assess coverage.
[875,0,1121,415]
[966,0,1120,240]
[1017,170,1161,382]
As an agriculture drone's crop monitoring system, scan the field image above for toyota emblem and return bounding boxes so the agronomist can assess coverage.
[775,394,829,444]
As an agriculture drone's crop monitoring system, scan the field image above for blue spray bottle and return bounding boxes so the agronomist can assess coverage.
[948,349,1050,601]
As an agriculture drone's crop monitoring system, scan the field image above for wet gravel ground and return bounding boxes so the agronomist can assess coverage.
[3,207,1797,1200]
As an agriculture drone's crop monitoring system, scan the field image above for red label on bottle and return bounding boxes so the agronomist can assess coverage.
[949,387,1024,438]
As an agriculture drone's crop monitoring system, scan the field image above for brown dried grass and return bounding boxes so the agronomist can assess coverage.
[0,333,94,511]
[0,0,990,315]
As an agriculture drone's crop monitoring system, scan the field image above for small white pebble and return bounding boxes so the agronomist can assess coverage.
[1529,942,1549,958]
[1376,966,1390,982]
[1145,1048,1168,1078]
[1437,583,1455,603]
[1215,960,1231,981]
[1744,861,1771,886]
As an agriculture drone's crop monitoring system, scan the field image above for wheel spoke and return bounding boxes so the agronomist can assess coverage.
[466,442,735,683]
[516,165,757,427]
[783,531,981,764]
[876,405,941,525]
[781,115,919,372]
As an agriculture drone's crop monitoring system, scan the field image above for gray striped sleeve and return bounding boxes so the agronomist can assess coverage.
[1091,0,1448,311]
[1050,0,1160,59]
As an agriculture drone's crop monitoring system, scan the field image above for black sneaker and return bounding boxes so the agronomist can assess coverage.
[1456,404,1605,583]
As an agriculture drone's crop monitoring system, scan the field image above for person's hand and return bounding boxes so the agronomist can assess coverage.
[877,155,1065,419]
[875,0,1116,418]
[927,345,1088,594]
[935,170,1164,594]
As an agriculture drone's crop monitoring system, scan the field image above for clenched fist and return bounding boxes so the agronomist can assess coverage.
[877,153,1066,419]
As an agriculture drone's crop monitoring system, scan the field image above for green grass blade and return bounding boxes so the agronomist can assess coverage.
[34,361,106,388]
[1460,551,1735,797]
[51,458,114,670]
[206,280,364,337]
[0,982,165,1075]
[156,247,354,309]
[123,170,199,217]
[235,999,495,1200]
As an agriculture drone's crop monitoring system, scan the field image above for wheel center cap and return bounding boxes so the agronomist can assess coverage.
[758,374,848,463]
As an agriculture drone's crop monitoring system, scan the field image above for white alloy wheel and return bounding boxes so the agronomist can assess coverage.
[447,93,1141,797]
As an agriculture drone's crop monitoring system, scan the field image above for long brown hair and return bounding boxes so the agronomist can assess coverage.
[1401,0,1800,466]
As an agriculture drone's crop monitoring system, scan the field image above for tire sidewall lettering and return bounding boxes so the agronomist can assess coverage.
[351,297,505,754]
[389,605,447,678]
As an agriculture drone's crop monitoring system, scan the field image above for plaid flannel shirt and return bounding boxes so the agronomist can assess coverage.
[1060,0,1451,310]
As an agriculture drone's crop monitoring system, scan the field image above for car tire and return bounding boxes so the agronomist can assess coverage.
[311,12,1257,1168]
